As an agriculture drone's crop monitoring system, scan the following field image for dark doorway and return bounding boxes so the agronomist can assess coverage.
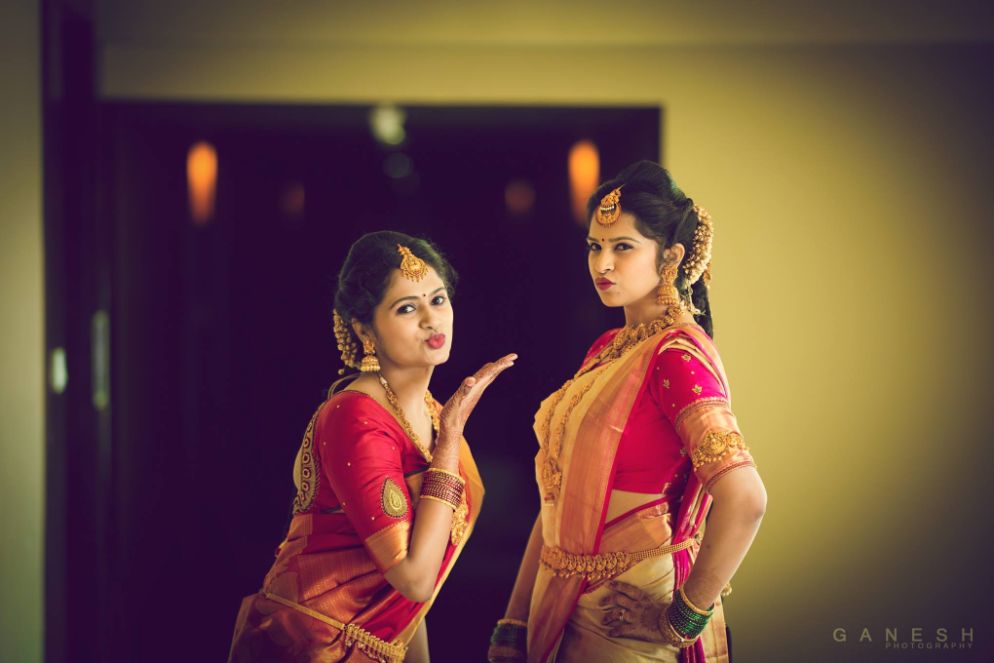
[56,102,660,661]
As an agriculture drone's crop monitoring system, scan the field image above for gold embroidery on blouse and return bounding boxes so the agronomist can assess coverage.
[381,478,408,518]
[673,397,729,429]
[681,353,692,362]
[292,408,321,514]
[692,430,748,470]
[662,378,671,389]
[691,384,703,395]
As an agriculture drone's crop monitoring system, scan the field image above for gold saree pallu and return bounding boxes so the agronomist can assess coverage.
[262,592,407,663]
[539,533,701,583]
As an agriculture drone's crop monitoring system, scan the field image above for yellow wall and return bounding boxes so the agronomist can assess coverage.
[98,5,994,657]
[0,1,43,662]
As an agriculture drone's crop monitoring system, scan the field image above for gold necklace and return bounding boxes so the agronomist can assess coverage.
[379,373,469,546]
[378,374,439,463]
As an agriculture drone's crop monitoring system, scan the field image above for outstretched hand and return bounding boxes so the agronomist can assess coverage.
[599,581,668,642]
[439,353,517,437]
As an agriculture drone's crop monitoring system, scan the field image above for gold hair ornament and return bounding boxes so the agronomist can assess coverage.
[397,245,429,282]
[682,204,713,287]
[333,310,360,375]
[594,186,623,226]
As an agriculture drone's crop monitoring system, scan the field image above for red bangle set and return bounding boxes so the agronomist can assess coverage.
[419,468,465,510]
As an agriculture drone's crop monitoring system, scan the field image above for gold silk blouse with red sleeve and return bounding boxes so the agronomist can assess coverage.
[583,326,756,499]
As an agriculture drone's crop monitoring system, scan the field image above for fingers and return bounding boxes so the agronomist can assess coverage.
[608,581,648,602]
[441,354,517,431]
[599,593,637,611]
[454,354,517,407]
[608,624,639,639]
[470,354,517,388]
[601,607,628,625]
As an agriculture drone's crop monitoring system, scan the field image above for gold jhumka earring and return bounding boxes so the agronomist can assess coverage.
[657,261,681,307]
[359,337,381,373]
[656,261,687,327]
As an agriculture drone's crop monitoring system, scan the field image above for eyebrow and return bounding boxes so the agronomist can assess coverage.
[586,236,642,243]
[389,287,446,309]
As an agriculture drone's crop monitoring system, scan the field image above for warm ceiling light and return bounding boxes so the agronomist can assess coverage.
[569,140,600,225]
[505,179,536,216]
[187,141,218,225]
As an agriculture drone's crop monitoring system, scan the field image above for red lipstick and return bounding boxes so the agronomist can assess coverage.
[427,333,446,349]
[595,278,615,291]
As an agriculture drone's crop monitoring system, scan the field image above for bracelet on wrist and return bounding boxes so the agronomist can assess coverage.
[490,618,527,650]
[419,467,465,510]
[658,585,713,645]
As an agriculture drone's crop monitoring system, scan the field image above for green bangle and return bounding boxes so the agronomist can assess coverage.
[490,621,527,648]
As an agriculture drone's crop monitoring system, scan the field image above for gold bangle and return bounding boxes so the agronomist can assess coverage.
[678,586,714,616]
[426,467,466,485]
[497,618,528,628]
[419,493,460,510]
[666,619,697,649]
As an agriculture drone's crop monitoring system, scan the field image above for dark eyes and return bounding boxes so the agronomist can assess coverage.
[395,295,447,315]
[587,243,632,252]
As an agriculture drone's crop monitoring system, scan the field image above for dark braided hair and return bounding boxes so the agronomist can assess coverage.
[586,160,714,337]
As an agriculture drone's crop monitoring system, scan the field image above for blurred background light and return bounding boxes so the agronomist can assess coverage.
[504,178,536,216]
[568,139,599,225]
[280,181,306,218]
[187,141,218,226]
[369,104,407,146]
[49,347,67,395]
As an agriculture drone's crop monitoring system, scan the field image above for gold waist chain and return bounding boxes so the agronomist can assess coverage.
[540,533,702,583]
[262,592,407,663]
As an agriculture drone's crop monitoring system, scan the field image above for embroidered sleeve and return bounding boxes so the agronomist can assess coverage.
[653,346,755,490]
[319,397,413,573]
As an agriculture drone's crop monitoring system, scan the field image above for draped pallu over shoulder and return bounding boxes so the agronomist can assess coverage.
[529,324,743,663]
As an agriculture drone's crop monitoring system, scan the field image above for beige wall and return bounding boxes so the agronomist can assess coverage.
[0,1,43,662]
[97,4,994,658]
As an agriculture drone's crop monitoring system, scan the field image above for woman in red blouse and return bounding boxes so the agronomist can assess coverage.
[229,231,514,663]
[489,162,767,663]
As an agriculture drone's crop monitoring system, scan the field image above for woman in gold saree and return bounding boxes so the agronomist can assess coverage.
[489,162,767,662]
[229,231,514,662]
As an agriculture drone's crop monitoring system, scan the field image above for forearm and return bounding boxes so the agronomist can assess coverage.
[682,466,766,609]
[385,435,461,602]
[503,513,543,621]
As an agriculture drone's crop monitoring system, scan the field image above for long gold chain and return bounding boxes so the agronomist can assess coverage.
[378,374,439,463]
[540,316,684,497]
[379,374,469,546]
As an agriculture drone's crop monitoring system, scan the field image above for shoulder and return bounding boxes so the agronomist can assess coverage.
[584,328,622,363]
[653,324,720,362]
[650,325,727,400]
[316,391,404,445]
